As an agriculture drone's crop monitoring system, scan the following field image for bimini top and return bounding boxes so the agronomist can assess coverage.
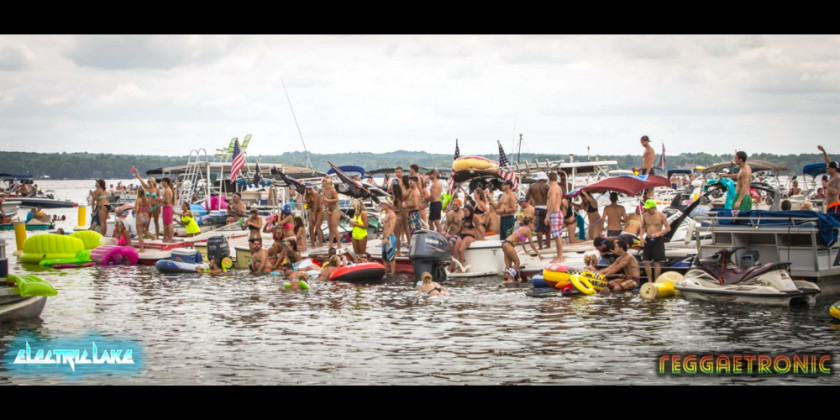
[580,174,671,196]
[803,163,827,178]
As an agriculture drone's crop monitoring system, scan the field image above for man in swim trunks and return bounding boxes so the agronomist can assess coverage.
[249,237,270,274]
[409,164,428,224]
[602,192,627,237]
[493,179,518,239]
[379,199,398,275]
[160,177,175,243]
[633,135,656,176]
[545,172,564,262]
[527,171,550,249]
[427,169,443,233]
[597,238,642,292]
[405,176,422,237]
[443,199,462,256]
[641,198,670,283]
[818,145,840,213]
[304,183,324,248]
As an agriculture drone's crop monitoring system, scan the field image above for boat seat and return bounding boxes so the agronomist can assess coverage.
[721,262,790,284]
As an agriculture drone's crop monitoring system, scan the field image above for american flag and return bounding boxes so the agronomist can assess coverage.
[230,138,245,180]
[658,142,666,168]
[497,140,518,190]
[448,139,461,195]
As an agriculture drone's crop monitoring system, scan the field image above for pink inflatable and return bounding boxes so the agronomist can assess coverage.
[205,196,228,211]
[89,245,139,266]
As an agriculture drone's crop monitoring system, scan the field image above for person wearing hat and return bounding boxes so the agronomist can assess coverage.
[632,135,656,176]
[526,172,550,249]
[818,145,840,213]
[517,196,534,224]
[502,267,519,284]
[304,182,324,248]
[641,198,670,283]
[379,199,398,274]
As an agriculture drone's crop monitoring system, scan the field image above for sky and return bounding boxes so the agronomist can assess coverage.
[1,35,839,158]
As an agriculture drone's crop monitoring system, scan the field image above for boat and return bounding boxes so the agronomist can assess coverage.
[675,247,820,306]
[0,220,55,231]
[691,209,840,295]
[0,286,47,321]
[1,173,77,208]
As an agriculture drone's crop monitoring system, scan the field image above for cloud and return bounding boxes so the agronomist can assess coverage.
[66,35,232,70]
[0,45,30,70]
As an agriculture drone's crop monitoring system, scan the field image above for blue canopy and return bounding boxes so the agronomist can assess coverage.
[327,165,365,177]
[803,163,827,178]
[715,210,840,246]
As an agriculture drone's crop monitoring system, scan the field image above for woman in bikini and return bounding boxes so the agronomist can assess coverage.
[580,190,603,240]
[322,176,341,248]
[293,216,307,253]
[133,188,151,253]
[133,169,161,239]
[113,219,131,247]
[391,182,405,255]
[451,204,479,273]
[483,189,500,237]
[304,184,323,248]
[417,272,447,296]
[472,188,488,239]
[561,195,580,244]
[245,208,262,240]
[89,179,110,236]
[501,216,542,276]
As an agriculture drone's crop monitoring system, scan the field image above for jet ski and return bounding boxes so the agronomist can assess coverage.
[675,247,820,306]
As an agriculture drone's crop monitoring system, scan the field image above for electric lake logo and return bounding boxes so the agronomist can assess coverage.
[657,353,832,376]
[4,333,143,376]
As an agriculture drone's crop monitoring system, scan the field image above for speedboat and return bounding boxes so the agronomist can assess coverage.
[675,247,820,306]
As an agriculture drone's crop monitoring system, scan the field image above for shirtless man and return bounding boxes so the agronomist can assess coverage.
[641,199,670,283]
[410,164,428,223]
[597,238,642,292]
[527,172,550,249]
[544,172,564,262]
[160,177,175,242]
[602,192,627,237]
[304,183,323,248]
[817,145,840,213]
[248,237,270,274]
[379,200,398,275]
[427,169,443,233]
[726,151,753,211]
[387,167,403,195]
[493,179,518,239]
[633,135,655,176]
[405,176,422,238]
[443,199,462,255]
[225,193,247,225]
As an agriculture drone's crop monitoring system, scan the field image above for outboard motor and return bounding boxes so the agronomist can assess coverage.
[409,230,450,282]
[206,235,230,264]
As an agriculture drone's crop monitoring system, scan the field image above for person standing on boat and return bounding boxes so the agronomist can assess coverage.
[323,176,341,248]
[527,172,550,249]
[501,216,542,277]
[641,199,670,283]
[579,189,603,240]
[545,172,565,262]
[349,199,369,257]
[133,188,151,253]
[89,179,110,236]
[451,204,479,273]
[405,176,423,238]
[724,151,753,212]
[817,145,840,213]
[427,169,443,233]
[633,135,656,176]
[133,170,162,239]
[493,180,518,239]
[379,199,398,275]
[409,164,428,224]
[304,183,324,248]
[602,192,626,237]
[443,199,462,256]
[160,177,175,243]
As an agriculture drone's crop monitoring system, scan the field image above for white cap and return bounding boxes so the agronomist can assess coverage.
[534,172,548,181]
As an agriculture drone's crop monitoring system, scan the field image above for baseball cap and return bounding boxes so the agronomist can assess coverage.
[534,172,548,181]
[830,161,839,170]
[503,179,513,187]
[644,199,657,209]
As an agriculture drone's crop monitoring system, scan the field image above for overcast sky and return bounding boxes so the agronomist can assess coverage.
[1,35,838,158]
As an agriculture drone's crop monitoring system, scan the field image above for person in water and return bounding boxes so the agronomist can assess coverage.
[417,272,447,296]
[248,237,270,274]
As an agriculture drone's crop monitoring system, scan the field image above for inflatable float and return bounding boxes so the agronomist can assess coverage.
[155,249,206,273]
[541,263,583,293]
[69,230,103,249]
[329,262,386,282]
[830,301,840,321]
[5,274,58,297]
[19,234,85,264]
[39,249,93,268]
[452,156,499,174]
[640,271,684,300]
[569,271,609,295]
[90,245,139,266]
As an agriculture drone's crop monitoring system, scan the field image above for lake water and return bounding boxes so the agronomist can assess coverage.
[1,181,838,385]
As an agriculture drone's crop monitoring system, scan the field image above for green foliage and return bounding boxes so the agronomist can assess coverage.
[0,150,826,179]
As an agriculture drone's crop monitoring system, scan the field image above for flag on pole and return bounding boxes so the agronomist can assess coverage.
[230,138,245,180]
[498,140,518,190]
[454,138,460,160]
[253,161,263,186]
[448,139,461,195]
[658,142,666,169]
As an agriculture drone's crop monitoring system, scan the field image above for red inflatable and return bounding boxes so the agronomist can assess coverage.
[329,262,386,283]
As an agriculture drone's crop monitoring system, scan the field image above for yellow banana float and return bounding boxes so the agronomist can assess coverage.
[570,271,608,295]
[451,156,500,174]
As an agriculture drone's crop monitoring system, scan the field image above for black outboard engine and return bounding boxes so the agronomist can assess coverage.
[206,235,230,264]
[409,230,450,282]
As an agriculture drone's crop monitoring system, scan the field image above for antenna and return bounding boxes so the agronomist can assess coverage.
[281,78,313,170]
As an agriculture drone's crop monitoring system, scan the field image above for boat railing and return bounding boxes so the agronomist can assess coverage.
[694,214,826,230]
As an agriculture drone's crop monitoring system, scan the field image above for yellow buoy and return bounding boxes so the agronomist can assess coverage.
[13,221,26,256]
[640,282,676,300]
[656,271,685,298]
[77,206,86,228]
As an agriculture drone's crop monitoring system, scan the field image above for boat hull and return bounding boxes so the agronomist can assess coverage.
[0,295,47,321]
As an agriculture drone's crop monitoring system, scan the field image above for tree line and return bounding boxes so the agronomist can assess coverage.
[0,150,827,180]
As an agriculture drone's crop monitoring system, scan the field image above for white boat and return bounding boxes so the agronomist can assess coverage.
[0,288,46,321]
